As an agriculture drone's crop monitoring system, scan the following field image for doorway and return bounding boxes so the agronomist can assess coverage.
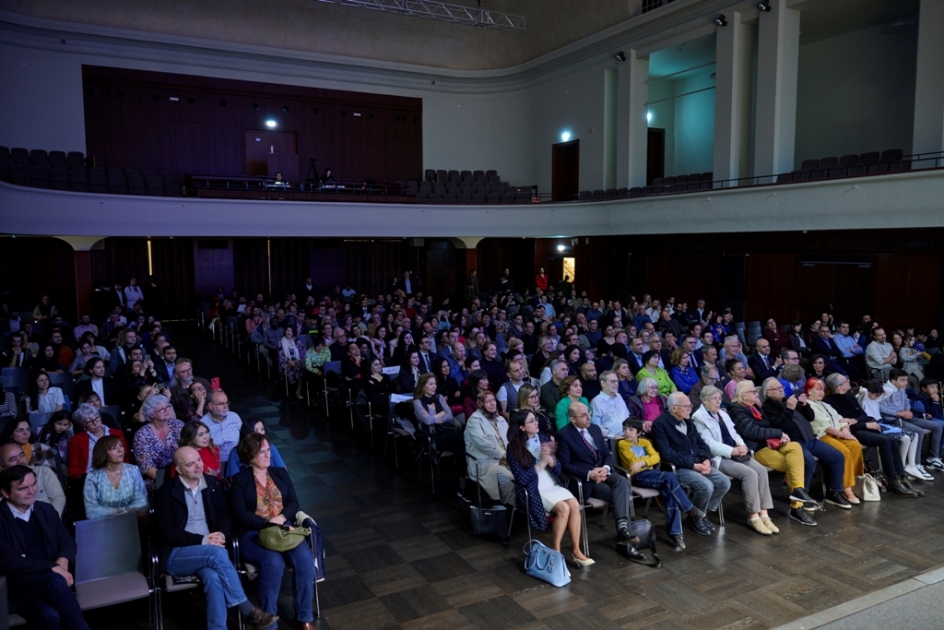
[647,128,665,185]
[552,140,580,201]
[244,130,297,176]
[562,257,575,285]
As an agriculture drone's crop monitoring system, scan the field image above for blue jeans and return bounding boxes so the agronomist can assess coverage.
[799,439,845,493]
[165,544,248,630]
[676,465,731,513]
[634,469,694,535]
[239,531,315,626]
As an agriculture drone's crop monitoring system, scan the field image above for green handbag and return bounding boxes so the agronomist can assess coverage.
[258,524,311,553]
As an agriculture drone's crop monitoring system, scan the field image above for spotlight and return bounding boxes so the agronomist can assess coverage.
[265,119,277,129]
[615,51,626,62]
[714,14,727,26]
[561,131,571,142]
[557,244,565,252]
[757,2,770,12]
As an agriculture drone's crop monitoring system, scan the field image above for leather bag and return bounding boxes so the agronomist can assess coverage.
[523,540,570,587]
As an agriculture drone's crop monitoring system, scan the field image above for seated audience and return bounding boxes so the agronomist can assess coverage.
[612,358,637,404]
[881,368,940,480]
[804,377,864,506]
[866,327,897,381]
[628,377,668,432]
[722,359,748,402]
[506,409,593,566]
[635,350,676,397]
[35,410,73,479]
[68,403,131,479]
[0,465,91,630]
[23,370,64,414]
[669,348,698,394]
[516,383,554,436]
[496,359,526,419]
[73,357,118,408]
[226,417,286,477]
[152,447,277,630]
[168,359,211,418]
[540,359,568,412]
[0,443,66,516]
[278,327,305,399]
[464,391,513,505]
[174,420,222,478]
[201,389,242,465]
[396,350,422,394]
[617,418,699,551]
[579,362,601,401]
[554,375,589,431]
[412,374,466,460]
[692,386,778,535]
[134,394,184,490]
[229,434,316,629]
[649,393,729,535]
[556,401,643,559]
[590,370,630,438]
[83,435,148,519]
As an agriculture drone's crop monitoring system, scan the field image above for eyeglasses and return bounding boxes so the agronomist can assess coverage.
[154,405,172,414]
[85,416,102,425]
[672,404,693,409]
[211,400,230,407]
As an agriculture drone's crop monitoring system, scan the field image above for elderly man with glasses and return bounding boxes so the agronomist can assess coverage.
[649,393,730,535]
[169,359,212,418]
[201,389,242,464]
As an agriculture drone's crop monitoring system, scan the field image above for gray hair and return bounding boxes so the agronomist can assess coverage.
[72,403,99,427]
[698,363,716,378]
[758,377,781,403]
[666,392,686,407]
[637,377,658,394]
[824,373,845,393]
[699,385,723,403]
[140,394,171,423]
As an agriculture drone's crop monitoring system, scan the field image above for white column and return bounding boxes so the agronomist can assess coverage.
[753,0,800,181]
[913,0,944,163]
[713,11,753,183]
[616,49,649,188]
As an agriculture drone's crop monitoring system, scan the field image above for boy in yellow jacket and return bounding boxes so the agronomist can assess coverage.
[617,418,704,550]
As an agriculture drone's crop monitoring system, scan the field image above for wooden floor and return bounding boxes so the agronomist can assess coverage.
[84,324,944,630]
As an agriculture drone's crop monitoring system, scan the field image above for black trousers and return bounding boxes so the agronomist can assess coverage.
[11,571,90,630]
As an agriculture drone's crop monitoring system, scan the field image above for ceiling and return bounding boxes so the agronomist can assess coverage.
[1,0,921,71]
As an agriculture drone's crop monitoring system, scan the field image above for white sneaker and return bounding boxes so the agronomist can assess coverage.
[905,465,926,481]
[917,465,935,480]
[927,458,944,470]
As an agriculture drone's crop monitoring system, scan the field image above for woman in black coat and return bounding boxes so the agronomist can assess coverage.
[229,433,315,628]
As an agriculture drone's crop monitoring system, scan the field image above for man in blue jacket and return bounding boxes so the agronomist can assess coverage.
[650,393,730,536]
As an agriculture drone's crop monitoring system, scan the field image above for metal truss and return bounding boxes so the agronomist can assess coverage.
[316,0,526,32]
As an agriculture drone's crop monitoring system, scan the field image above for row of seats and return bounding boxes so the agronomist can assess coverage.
[576,172,715,201]
[0,146,185,196]
[424,168,499,185]
[779,148,908,183]
[415,187,535,204]
[406,180,509,195]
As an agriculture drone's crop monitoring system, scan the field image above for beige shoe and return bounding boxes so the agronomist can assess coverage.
[760,516,779,534]
[748,517,772,535]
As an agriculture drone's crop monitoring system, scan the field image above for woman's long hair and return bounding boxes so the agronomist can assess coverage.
[507,409,537,469]
[180,419,219,457]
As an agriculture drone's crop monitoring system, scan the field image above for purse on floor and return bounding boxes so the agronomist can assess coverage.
[470,504,510,539]
[617,519,662,569]
[854,473,882,502]
[523,540,570,587]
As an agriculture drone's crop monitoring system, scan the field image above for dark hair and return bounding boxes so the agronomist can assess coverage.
[641,349,659,367]
[180,420,218,457]
[91,434,124,470]
[237,432,268,466]
[920,378,938,390]
[622,417,643,431]
[863,380,885,395]
[724,358,743,375]
[889,368,908,380]
[465,370,489,398]
[27,369,51,412]
[0,465,34,494]
[506,409,537,470]
[239,416,266,443]
[37,410,72,445]
[0,419,32,447]
[84,357,105,376]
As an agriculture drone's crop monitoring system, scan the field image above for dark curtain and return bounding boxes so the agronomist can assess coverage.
[102,238,150,288]
[0,237,77,318]
[343,240,408,297]
[233,239,270,300]
[269,239,312,302]
[150,238,196,320]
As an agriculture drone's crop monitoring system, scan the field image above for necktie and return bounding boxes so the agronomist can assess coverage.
[580,429,598,459]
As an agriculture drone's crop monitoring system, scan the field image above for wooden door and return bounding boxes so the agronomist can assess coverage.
[552,140,580,201]
[647,128,665,185]
[244,130,297,176]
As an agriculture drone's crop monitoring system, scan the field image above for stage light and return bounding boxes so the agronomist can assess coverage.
[714,14,727,26]
[561,131,571,142]
[265,119,277,129]
[615,51,626,62]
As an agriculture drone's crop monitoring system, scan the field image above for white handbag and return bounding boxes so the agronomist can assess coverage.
[855,474,882,502]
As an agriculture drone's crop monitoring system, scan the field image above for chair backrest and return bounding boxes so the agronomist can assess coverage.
[75,512,142,584]
[324,361,341,376]
[48,372,73,397]
[298,334,313,350]
[382,366,400,376]
[100,405,120,423]
[29,411,54,430]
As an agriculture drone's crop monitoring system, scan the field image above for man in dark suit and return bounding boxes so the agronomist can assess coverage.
[649,393,729,535]
[627,337,646,374]
[152,447,276,630]
[417,335,434,375]
[748,338,781,385]
[73,357,119,407]
[556,402,644,559]
[683,335,703,370]
[0,465,91,629]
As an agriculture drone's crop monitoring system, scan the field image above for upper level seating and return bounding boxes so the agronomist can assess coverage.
[0,146,186,197]
[777,148,908,183]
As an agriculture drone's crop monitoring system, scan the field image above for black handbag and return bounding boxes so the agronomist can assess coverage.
[469,504,510,538]
[617,519,662,568]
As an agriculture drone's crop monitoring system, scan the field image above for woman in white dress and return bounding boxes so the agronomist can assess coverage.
[506,409,593,567]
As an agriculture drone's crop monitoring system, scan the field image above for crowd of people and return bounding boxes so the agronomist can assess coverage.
[3,268,944,625]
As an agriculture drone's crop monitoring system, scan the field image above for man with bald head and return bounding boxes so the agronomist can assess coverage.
[0,443,65,516]
[556,401,643,558]
[152,447,277,630]
[649,393,729,535]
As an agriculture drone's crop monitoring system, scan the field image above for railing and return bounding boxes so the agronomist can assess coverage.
[642,0,678,15]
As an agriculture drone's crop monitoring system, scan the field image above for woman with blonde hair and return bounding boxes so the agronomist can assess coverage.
[804,377,863,506]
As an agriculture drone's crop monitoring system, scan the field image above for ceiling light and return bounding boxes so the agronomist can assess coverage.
[757,2,770,12]
[714,14,727,27]
[615,51,626,62]
[557,245,565,252]
[265,119,277,128]
[561,131,571,142]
